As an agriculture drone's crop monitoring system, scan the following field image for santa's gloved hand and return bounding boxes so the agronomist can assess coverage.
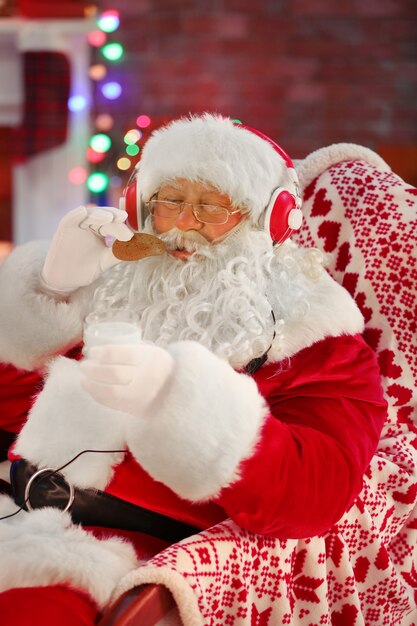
[80,343,175,416]
[40,206,133,295]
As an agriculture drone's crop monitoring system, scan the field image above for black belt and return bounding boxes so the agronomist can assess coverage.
[10,459,201,543]
[0,429,16,463]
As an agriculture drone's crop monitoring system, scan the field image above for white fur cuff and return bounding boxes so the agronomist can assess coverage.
[0,495,137,610]
[14,357,130,490]
[126,341,269,502]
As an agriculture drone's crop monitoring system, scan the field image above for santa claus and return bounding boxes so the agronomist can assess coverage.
[0,114,388,625]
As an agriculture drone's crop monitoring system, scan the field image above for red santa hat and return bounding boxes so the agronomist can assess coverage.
[118,114,302,242]
[134,113,301,237]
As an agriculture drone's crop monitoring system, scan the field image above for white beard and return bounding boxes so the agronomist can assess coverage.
[93,221,325,369]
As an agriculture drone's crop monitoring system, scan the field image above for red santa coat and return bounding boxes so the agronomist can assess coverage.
[0,144,415,624]
[0,329,390,624]
[3,332,385,541]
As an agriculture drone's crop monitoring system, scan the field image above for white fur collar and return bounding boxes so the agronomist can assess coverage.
[268,261,364,363]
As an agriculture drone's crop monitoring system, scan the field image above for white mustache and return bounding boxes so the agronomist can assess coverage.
[158,228,210,252]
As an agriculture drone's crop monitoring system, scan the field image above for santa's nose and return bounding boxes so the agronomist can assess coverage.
[174,205,203,231]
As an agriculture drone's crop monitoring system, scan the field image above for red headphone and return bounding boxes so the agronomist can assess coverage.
[119,124,302,245]
[119,173,141,232]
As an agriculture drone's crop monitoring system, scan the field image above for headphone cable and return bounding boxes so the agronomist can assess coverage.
[0,448,126,522]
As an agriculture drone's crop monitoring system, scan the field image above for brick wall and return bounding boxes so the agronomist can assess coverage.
[1,1,415,242]
[97,0,417,183]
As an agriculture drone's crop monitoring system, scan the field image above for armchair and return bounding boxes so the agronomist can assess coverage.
[97,148,417,626]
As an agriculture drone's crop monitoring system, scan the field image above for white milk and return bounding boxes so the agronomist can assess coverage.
[83,310,141,357]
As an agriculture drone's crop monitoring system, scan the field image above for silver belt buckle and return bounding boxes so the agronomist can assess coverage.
[24,467,75,513]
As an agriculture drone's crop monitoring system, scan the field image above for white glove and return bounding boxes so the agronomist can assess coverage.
[41,206,133,294]
[80,343,175,416]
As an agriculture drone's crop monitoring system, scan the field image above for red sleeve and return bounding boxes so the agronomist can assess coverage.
[216,334,387,539]
[0,363,43,462]
[0,364,43,434]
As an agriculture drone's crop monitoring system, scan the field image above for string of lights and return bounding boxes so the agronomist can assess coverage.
[67,6,153,204]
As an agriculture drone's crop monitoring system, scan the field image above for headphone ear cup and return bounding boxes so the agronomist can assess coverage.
[119,181,143,231]
[237,123,302,245]
[264,188,303,244]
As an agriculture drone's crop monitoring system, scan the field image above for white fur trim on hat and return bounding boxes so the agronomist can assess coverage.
[136,113,290,224]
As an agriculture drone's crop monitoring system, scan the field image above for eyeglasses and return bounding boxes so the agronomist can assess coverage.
[146,199,242,225]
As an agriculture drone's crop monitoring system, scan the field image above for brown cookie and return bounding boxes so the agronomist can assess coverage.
[112,232,166,261]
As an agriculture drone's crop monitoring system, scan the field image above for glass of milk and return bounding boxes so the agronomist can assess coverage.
[83,308,142,357]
